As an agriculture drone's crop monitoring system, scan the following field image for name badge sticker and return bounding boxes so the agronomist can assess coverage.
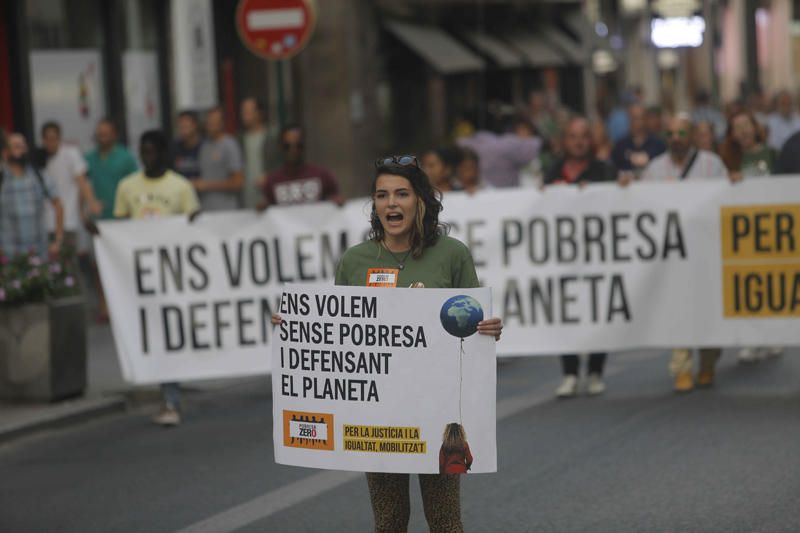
[366,268,399,287]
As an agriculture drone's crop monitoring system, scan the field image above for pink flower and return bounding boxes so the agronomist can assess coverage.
[0,289,5,301]
[11,280,21,290]
[64,276,75,287]
[49,263,62,274]
[29,256,42,266]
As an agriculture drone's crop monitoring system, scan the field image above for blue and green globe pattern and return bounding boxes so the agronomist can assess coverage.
[440,295,484,339]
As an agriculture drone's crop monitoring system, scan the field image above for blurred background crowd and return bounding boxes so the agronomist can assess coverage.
[3,0,800,405]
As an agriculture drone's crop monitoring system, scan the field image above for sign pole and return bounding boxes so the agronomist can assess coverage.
[277,60,286,130]
[236,0,316,130]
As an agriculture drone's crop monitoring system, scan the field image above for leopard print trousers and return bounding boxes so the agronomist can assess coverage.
[366,472,462,533]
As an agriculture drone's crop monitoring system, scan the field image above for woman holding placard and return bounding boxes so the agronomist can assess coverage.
[273,155,502,532]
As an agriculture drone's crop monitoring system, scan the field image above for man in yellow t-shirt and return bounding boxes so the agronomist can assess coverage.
[114,132,199,219]
[114,130,199,427]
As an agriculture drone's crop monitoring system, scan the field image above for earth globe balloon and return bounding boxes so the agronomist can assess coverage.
[440,295,484,339]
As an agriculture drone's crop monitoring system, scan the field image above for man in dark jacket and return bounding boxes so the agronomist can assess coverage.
[543,116,616,398]
[544,116,617,186]
[776,129,800,173]
[611,104,666,178]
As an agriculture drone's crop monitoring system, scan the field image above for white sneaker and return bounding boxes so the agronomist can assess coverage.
[755,347,768,361]
[766,346,784,358]
[738,347,758,364]
[153,405,181,427]
[556,375,578,398]
[586,373,606,396]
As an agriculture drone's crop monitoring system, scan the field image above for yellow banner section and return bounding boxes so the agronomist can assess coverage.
[720,204,800,261]
[720,204,800,318]
[722,264,800,317]
[342,424,421,441]
[343,438,427,454]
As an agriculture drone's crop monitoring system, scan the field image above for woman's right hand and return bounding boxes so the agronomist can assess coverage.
[271,313,283,326]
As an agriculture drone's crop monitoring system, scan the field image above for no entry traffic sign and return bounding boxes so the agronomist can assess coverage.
[236,0,317,60]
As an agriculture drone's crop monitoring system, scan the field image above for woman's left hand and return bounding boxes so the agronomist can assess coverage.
[477,317,503,341]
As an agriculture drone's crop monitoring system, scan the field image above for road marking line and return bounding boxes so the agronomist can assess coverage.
[174,470,362,533]
[175,350,663,533]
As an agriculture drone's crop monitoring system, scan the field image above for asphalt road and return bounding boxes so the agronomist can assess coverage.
[1,348,798,533]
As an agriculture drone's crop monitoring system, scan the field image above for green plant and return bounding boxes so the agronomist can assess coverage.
[0,246,81,306]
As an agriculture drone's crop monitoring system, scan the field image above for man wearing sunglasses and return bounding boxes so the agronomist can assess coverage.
[260,124,342,208]
[641,114,728,182]
[641,114,731,393]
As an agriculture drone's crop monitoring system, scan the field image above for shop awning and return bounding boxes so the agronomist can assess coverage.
[385,21,485,74]
[540,27,587,63]
[506,34,568,67]
[462,31,524,68]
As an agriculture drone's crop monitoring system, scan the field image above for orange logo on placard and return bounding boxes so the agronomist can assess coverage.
[366,268,399,287]
[283,410,335,451]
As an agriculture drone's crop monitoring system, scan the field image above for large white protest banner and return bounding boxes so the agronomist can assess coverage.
[444,179,800,353]
[94,208,345,384]
[94,179,800,384]
[271,284,496,474]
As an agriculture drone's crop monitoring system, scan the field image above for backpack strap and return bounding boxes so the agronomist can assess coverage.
[680,150,700,180]
[30,165,52,200]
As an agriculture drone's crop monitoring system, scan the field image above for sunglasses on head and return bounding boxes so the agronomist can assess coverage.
[375,155,419,168]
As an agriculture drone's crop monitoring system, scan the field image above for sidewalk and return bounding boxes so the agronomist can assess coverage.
[0,321,270,443]
[0,323,128,443]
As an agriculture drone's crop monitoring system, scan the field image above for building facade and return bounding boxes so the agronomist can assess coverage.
[2,0,615,198]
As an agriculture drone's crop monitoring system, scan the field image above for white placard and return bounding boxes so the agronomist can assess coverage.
[272,284,496,474]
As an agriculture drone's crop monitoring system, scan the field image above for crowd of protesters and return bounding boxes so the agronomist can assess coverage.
[2,86,799,421]
[0,96,350,425]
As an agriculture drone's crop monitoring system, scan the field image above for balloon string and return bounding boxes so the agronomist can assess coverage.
[459,338,464,425]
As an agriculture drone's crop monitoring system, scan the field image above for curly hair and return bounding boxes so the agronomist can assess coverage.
[369,163,447,258]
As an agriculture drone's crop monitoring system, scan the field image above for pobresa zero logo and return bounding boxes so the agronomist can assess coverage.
[283,410,334,451]
[720,204,800,317]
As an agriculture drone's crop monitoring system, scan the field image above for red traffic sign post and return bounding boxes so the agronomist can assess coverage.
[236,0,317,61]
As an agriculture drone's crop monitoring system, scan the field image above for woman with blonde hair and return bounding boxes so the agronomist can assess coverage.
[439,423,473,474]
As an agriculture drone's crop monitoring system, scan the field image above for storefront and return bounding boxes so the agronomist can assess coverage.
[4,0,171,154]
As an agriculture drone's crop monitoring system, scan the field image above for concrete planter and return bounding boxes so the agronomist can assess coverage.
[0,296,87,402]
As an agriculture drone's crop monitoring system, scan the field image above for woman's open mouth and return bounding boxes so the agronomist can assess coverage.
[385,212,404,227]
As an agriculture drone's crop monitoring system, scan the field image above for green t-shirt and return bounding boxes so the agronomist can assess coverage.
[335,235,480,289]
[741,146,775,177]
[85,144,139,219]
